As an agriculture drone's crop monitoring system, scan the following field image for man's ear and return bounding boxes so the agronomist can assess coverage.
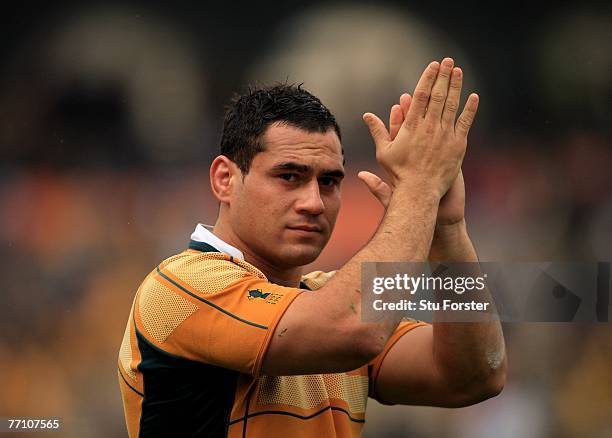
[210,155,241,203]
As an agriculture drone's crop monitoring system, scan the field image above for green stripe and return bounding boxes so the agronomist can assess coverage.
[156,266,268,330]
[118,367,144,397]
[188,240,221,253]
[229,406,366,425]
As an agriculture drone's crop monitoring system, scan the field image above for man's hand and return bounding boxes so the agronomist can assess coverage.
[362,58,478,199]
[360,59,474,226]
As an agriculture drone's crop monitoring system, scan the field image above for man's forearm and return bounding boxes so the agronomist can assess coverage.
[320,183,441,351]
[428,220,507,397]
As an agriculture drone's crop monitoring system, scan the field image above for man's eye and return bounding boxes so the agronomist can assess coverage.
[279,174,298,182]
[319,177,338,187]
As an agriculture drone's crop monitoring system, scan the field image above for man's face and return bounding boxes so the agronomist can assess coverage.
[228,123,344,269]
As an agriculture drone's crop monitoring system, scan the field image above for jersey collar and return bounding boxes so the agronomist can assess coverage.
[190,224,245,260]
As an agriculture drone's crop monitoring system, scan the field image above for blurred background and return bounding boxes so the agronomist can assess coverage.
[1,1,611,436]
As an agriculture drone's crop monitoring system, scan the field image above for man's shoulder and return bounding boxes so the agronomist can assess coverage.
[160,249,231,270]
[151,249,267,295]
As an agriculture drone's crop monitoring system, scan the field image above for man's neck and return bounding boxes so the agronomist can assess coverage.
[212,221,303,288]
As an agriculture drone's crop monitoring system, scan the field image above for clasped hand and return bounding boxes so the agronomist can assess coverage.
[360,57,478,226]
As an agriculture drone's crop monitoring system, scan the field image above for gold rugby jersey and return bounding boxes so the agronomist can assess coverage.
[118,239,426,437]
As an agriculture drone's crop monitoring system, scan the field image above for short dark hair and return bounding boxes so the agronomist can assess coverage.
[220,83,342,173]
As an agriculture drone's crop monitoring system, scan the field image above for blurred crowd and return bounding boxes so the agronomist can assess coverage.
[0,2,610,437]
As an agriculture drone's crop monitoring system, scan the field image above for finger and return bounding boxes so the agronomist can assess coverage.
[455,93,479,137]
[363,112,390,149]
[357,171,393,208]
[405,61,440,126]
[389,104,403,140]
[425,57,454,123]
[399,93,411,117]
[441,67,462,128]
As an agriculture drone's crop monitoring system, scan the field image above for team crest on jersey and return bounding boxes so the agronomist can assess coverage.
[247,289,282,304]
[248,289,270,300]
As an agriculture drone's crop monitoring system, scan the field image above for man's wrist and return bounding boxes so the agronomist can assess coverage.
[434,218,467,242]
[429,219,476,261]
[393,179,443,204]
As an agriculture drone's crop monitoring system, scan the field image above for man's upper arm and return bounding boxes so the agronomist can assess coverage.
[368,322,466,407]
[134,253,303,377]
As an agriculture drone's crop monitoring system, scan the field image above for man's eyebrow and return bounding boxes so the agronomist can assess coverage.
[271,162,344,178]
[271,162,311,173]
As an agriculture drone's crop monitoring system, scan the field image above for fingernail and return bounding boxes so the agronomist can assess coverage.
[430,61,440,70]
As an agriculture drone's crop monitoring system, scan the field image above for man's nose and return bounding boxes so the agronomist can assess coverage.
[295,180,325,215]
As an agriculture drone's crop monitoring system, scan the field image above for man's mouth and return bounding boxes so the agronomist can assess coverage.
[287,225,322,233]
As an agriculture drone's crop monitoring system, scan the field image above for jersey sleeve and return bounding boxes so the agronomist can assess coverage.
[367,319,429,405]
[132,252,303,377]
[300,270,336,290]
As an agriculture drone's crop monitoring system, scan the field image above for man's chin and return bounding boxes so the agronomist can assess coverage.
[280,244,324,267]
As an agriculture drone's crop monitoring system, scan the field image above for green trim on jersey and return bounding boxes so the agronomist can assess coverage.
[188,240,220,253]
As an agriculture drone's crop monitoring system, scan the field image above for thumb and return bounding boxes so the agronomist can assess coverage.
[358,171,393,208]
[362,112,390,149]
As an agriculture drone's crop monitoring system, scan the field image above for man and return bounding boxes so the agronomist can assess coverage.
[118,57,506,437]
